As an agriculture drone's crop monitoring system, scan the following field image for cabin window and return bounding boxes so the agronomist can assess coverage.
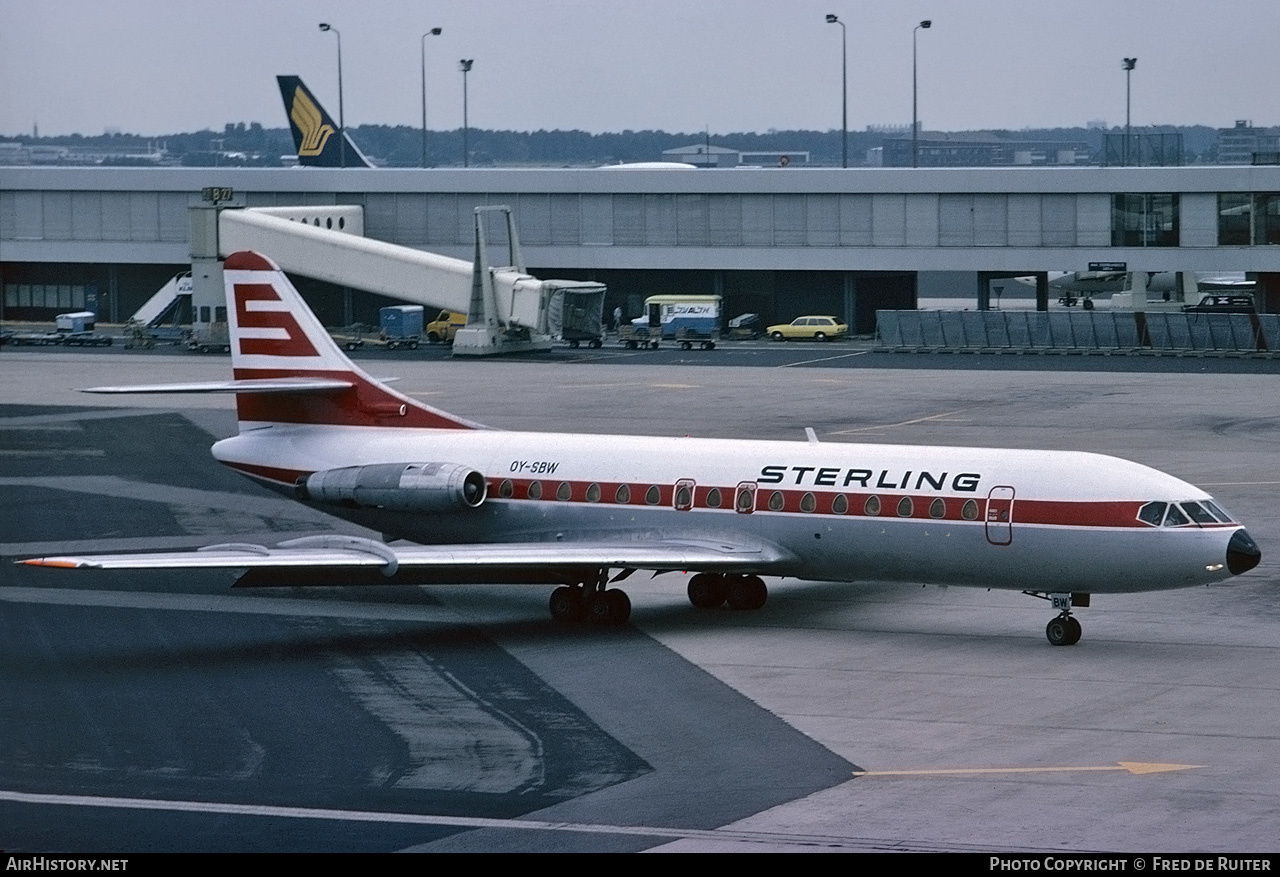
[557,481,572,501]
[527,481,543,500]
[1137,501,1166,526]
[586,482,601,503]
[1163,504,1189,527]
[897,496,914,517]
[961,499,979,521]
[768,490,785,511]
[929,498,946,518]
[735,483,756,513]
[832,494,848,515]
[706,487,722,509]
[645,485,661,505]
[499,479,514,499]
[615,484,631,504]
[864,495,881,516]
[800,492,817,513]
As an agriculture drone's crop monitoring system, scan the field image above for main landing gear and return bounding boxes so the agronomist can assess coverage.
[549,570,631,626]
[1026,591,1089,646]
[687,573,768,611]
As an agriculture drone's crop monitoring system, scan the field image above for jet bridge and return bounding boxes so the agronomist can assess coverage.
[197,204,604,356]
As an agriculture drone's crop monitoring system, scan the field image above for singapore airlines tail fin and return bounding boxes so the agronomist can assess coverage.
[277,75,372,168]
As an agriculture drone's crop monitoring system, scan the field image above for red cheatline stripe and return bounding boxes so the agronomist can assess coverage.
[222,461,311,486]
[483,478,1185,529]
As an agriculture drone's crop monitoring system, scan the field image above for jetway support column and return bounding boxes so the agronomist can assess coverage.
[189,202,230,347]
[1034,271,1049,311]
[843,273,856,330]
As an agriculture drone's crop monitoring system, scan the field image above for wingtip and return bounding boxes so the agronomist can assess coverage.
[16,558,83,568]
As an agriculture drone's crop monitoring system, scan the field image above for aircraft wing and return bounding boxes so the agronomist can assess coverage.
[18,535,795,577]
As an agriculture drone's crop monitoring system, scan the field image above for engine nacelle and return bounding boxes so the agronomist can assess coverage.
[298,462,486,512]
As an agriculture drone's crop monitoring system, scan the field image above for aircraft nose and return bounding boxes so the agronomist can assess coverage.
[1226,528,1261,575]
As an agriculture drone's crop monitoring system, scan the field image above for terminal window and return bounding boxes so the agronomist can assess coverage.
[1111,194,1179,247]
[1218,193,1280,245]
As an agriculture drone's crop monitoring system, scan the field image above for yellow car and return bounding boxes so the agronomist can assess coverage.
[426,310,467,343]
[766,315,849,341]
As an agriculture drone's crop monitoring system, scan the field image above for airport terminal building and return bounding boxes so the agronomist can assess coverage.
[3,165,1280,332]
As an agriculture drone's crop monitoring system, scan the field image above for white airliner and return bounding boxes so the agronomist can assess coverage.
[19,251,1261,645]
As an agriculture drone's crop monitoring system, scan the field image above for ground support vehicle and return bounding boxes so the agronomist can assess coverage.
[675,328,717,350]
[327,324,367,351]
[187,321,230,354]
[9,331,66,346]
[379,306,424,350]
[728,313,761,339]
[61,331,113,347]
[619,323,660,349]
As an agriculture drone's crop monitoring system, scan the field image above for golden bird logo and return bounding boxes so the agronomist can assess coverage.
[290,87,335,156]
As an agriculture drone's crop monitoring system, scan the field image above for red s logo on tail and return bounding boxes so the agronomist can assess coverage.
[234,283,319,357]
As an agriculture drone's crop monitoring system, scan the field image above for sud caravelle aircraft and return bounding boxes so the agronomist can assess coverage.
[19,251,1262,645]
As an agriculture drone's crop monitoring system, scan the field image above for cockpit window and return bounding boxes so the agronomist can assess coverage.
[1163,504,1190,527]
[1202,500,1234,523]
[1180,502,1218,525]
[1137,502,1167,526]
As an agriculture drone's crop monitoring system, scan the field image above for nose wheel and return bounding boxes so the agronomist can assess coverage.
[1045,614,1082,646]
[1026,591,1088,646]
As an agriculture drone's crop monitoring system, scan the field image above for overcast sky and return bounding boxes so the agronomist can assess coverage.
[3,0,1278,138]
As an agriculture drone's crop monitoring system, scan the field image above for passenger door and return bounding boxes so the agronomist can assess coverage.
[985,486,1015,545]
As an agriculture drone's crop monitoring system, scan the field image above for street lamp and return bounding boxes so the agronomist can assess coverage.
[318,23,345,168]
[1122,57,1137,166]
[459,59,473,167]
[912,20,931,168]
[421,27,443,167]
[825,14,847,168]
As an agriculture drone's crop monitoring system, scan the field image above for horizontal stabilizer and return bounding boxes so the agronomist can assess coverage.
[82,378,355,395]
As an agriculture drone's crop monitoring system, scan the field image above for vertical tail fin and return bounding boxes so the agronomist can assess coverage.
[276,75,372,168]
[224,250,479,430]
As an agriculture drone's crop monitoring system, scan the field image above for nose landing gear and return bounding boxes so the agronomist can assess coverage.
[1026,591,1089,646]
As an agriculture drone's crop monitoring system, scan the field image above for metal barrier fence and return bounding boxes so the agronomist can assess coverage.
[876,310,1280,353]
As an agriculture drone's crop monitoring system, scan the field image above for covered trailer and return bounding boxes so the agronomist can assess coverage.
[379,305,424,349]
[55,311,96,333]
[544,281,605,348]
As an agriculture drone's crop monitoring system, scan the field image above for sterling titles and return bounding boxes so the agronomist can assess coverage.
[759,464,982,493]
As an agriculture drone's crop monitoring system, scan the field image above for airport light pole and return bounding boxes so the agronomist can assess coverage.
[1122,57,1137,166]
[421,27,443,168]
[459,59,474,167]
[318,23,345,168]
[912,20,931,168]
[825,14,847,168]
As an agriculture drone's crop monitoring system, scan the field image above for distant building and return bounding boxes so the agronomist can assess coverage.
[881,134,1090,167]
[1217,120,1280,165]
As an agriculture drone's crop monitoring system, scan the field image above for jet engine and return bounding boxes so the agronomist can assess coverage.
[298,462,486,512]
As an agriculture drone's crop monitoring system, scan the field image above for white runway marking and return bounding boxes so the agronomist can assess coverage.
[0,788,872,849]
[778,350,871,367]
